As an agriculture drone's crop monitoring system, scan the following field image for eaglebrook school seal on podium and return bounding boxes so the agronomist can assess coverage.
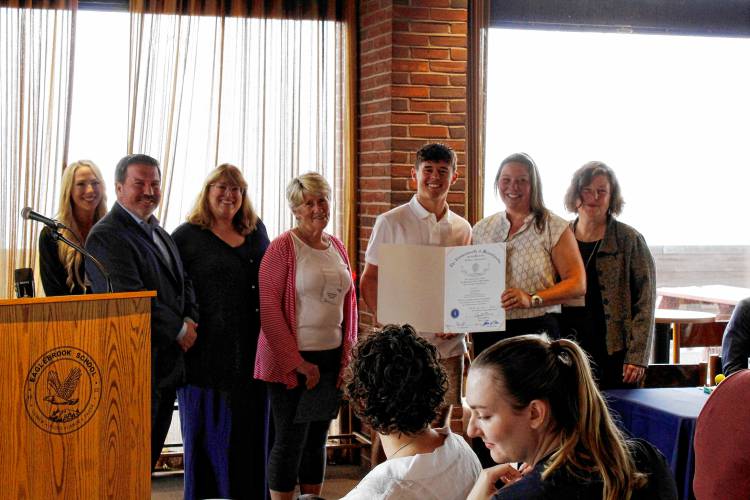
[24,346,102,435]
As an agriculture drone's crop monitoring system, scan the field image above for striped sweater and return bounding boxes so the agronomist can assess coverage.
[254,230,358,388]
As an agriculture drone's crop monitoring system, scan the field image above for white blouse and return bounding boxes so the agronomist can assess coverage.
[472,210,568,320]
[292,232,352,351]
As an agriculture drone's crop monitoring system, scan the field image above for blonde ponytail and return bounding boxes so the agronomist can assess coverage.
[544,339,645,500]
[472,335,646,500]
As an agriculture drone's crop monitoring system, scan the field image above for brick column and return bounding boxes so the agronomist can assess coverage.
[357,2,470,450]
[358,0,469,332]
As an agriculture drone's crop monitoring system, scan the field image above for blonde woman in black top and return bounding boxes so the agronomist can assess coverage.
[39,160,107,295]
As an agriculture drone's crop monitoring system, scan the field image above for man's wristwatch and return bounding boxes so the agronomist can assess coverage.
[531,294,544,307]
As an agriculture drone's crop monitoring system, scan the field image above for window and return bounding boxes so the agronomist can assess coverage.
[1,3,351,298]
[67,11,129,198]
[68,11,341,237]
[484,26,750,287]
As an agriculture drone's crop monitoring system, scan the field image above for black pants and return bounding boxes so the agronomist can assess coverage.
[151,385,177,470]
[266,348,340,492]
[559,308,637,390]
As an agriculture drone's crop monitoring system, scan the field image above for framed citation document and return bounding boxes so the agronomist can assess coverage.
[378,243,506,332]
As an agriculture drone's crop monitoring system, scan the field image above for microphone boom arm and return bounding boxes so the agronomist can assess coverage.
[49,229,113,293]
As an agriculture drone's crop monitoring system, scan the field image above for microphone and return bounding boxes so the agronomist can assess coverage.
[21,206,113,293]
[21,207,66,229]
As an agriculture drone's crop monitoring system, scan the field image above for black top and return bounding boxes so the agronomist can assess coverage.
[564,239,607,359]
[172,221,269,390]
[492,439,677,500]
[39,226,89,296]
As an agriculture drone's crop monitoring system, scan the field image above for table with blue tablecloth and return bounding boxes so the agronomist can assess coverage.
[605,388,710,500]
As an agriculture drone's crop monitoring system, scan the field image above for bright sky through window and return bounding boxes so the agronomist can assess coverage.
[67,11,338,237]
[67,11,129,201]
[484,29,750,246]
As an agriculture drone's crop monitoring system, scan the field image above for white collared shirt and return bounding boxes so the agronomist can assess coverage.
[365,195,471,266]
[365,195,471,357]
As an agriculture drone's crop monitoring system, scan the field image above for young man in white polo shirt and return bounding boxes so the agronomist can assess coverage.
[360,143,471,406]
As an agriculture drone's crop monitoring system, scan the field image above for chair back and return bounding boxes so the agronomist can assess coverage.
[681,321,727,348]
[642,363,707,387]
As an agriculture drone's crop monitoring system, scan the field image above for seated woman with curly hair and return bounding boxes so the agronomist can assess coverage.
[342,324,481,500]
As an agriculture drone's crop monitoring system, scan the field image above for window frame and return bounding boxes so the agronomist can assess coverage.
[489,0,750,37]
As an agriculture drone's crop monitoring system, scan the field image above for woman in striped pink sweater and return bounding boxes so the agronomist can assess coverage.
[254,172,357,500]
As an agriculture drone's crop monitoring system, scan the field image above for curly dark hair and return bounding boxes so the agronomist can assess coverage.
[345,324,448,436]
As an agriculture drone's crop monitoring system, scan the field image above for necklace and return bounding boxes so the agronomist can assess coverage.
[573,220,603,270]
[390,437,416,459]
[583,239,602,270]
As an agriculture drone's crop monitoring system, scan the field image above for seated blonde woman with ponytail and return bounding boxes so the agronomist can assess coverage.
[465,335,677,500]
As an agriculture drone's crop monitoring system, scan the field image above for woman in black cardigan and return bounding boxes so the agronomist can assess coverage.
[39,160,107,295]
[172,164,270,500]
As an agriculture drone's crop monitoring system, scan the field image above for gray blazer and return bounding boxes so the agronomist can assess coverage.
[583,217,656,366]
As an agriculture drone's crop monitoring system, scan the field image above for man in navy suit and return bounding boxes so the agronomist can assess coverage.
[86,154,198,469]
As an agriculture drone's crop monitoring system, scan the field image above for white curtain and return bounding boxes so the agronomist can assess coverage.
[128,11,348,239]
[0,3,74,298]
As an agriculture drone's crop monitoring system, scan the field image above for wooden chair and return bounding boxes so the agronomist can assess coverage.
[326,400,370,465]
[681,320,728,348]
[642,363,707,388]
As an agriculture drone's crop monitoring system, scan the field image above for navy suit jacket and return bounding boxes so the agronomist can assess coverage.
[85,202,198,390]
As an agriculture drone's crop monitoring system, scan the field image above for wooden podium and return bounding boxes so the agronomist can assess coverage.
[0,292,154,499]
